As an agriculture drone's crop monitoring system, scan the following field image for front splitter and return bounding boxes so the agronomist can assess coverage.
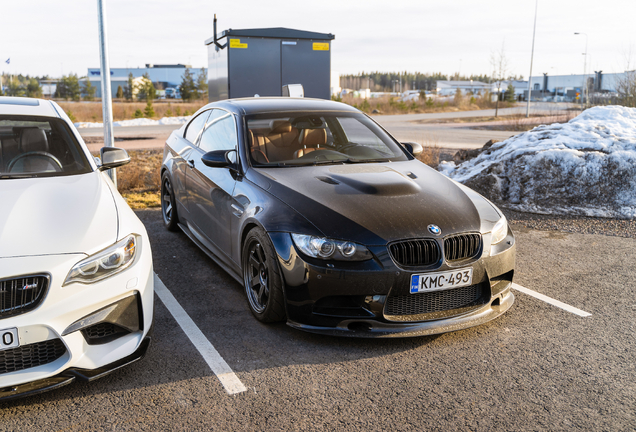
[0,336,151,403]
[287,291,515,338]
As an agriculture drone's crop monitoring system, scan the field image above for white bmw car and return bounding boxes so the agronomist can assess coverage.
[0,97,154,401]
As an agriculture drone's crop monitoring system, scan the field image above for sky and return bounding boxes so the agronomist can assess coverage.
[1,0,635,80]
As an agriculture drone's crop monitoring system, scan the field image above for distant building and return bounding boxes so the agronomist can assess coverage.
[492,80,528,101]
[528,71,628,102]
[436,80,491,96]
[85,64,204,98]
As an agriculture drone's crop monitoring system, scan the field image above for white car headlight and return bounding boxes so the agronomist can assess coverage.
[491,216,508,245]
[64,235,138,285]
[291,234,372,261]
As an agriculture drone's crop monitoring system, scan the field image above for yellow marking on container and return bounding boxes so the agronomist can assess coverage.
[313,42,329,51]
[230,39,248,49]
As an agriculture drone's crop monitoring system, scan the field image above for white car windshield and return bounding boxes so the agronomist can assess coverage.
[246,112,410,166]
[0,115,92,178]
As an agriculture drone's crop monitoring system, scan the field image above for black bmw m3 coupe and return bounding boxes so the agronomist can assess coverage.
[161,98,515,337]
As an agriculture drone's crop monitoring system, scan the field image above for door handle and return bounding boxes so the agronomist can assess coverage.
[187,159,195,168]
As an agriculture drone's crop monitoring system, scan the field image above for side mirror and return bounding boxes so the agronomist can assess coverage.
[201,149,236,168]
[402,142,423,157]
[99,147,131,171]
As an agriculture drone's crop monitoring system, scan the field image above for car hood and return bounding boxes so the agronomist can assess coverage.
[0,172,118,258]
[254,161,489,245]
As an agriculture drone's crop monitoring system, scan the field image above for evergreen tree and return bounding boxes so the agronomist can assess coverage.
[196,68,208,100]
[124,73,134,101]
[136,73,156,101]
[179,68,197,102]
[7,77,25,97]
[26,78,42,98]
[144,100,155,118]
[505,83,516,102]
[82,79,96,101]
[66,74,81,101]
[116,85,124,99]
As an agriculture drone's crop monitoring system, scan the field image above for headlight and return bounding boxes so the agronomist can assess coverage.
[64,235,138,285]
[491,216,508,245]
[291,234,372,261]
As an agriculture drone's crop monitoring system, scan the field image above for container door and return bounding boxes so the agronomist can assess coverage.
[228,37,281,98]
[281,39,331,100]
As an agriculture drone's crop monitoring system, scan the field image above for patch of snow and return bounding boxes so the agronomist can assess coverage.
[75,116,192,128]
[439,105,636,219]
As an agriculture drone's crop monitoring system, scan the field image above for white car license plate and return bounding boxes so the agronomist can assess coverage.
[410,268,473,293]
[0,327,19,351]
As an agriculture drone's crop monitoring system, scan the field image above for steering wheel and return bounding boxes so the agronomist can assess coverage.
[8,151,63,173]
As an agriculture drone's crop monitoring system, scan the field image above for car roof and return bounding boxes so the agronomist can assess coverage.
[0,97,61,117]
[215,97,360,115]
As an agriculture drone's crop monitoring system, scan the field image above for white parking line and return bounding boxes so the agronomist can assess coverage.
[153,274,247,395]
[512,283,592,317]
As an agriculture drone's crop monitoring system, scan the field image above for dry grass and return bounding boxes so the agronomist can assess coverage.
[58,101,208,122]
[499,110,577,131]
[109,149,162,209]
[414,134,442,168]
[343,94,515,115]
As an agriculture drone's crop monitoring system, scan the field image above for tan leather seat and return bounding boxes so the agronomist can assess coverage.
[294,129,327,158]
[249,130,269,164]
[264,121,299,162]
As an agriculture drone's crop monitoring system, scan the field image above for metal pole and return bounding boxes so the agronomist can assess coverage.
[574,33,588,109]
[97,0,116,186]
[525,0,538,118]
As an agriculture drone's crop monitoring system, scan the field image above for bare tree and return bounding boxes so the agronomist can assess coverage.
[615,71,636,107]
[615,45,636,107]
[490,42,509,117]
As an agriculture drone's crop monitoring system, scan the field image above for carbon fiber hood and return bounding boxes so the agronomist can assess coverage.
[255,160,486,245]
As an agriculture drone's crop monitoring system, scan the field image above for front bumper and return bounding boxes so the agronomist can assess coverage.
[0,336,151,402]
[0,235,154,399]
[270,229,516,338]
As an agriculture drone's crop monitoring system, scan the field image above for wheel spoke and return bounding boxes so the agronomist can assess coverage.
[250,254,260,269]
[250,275,260,289]
[256,244,265,263]
[257,283,266,304]
[163,194,171,203]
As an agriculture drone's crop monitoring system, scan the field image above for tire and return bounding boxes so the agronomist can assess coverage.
[242,228,286,323]
[161,172,179,232]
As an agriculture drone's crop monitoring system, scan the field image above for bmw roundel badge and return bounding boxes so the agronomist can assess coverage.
[428,224,441,235]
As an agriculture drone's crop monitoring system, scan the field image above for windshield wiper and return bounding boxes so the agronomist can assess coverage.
[0,174,37,179]
[342,158,391,163]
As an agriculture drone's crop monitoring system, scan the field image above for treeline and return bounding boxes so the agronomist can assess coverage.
[1,67,208,102]
[0,73,47,97]
[340,72,524,92]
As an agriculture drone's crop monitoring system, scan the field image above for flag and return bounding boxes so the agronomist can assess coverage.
[5,58,9,64]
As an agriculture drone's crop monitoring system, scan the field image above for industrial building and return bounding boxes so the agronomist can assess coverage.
[205,26,334,101]
[528,71,628,101]
[85,64,201,98]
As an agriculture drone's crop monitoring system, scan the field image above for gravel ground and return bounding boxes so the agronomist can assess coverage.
[501,207,636,239]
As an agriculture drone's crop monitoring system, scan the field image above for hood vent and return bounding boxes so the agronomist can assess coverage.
[316,176,340,185]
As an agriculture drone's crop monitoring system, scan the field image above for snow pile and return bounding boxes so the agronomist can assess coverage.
[439,106,636,219]
[74,116,192,128]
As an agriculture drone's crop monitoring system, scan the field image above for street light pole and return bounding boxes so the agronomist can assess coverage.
[525,0,538,118]
[574,32,588,108]
[97,0,116,185]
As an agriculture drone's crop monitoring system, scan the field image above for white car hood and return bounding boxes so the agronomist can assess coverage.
[0,172,118,258]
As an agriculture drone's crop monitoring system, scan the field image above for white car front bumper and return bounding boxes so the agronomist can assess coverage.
[0,234,154,400]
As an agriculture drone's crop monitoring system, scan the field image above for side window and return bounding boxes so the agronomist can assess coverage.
[184,110,211,144]
[198,110,238,153]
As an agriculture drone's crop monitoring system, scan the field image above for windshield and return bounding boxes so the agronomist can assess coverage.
[0,115,92,179]
[246,111,409,166]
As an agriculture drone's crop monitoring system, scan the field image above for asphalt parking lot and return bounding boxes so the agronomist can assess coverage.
[1,209,635,431]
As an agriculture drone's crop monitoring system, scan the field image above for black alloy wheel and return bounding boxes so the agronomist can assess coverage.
[242,228,286,322]
[161,172,179,231]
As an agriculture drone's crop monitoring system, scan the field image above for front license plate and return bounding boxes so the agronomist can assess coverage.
[0,327,19,351]
[410,268,473,293]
